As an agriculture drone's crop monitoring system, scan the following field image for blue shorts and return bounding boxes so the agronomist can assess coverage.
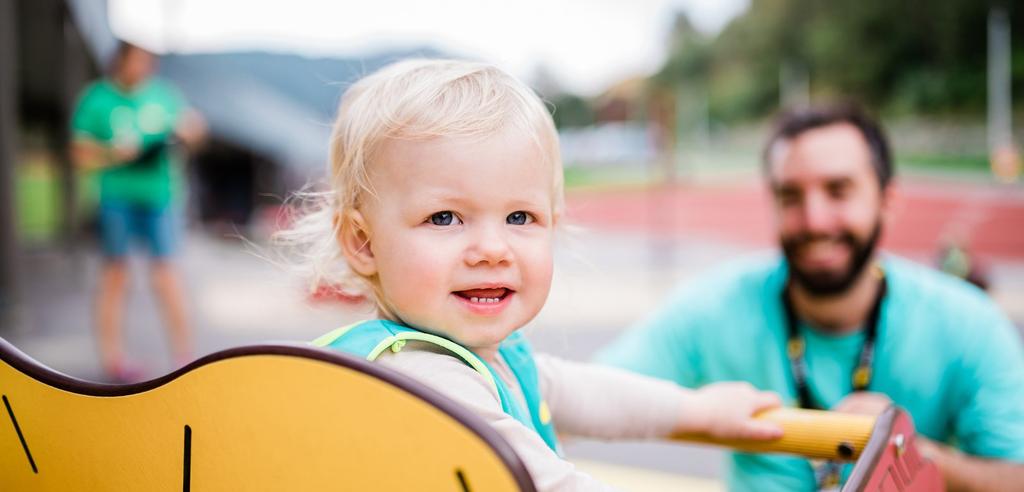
[98,201,180,259]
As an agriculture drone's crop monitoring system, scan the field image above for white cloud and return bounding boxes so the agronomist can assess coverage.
[109,0,748,95]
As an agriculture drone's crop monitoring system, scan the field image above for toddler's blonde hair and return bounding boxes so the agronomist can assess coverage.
[276,58,563,303]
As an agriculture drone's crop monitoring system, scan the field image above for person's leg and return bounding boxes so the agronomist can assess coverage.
[144,204,193,366]
[96,260,129,372]
[96,203,132,377]
[150,261,192,366]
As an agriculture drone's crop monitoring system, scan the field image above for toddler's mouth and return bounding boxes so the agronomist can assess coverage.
[453,288,512,304]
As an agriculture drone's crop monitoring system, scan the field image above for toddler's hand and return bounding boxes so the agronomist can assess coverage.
[677,382,784,441]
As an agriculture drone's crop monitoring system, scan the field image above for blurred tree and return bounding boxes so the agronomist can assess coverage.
[656,0,1023,121]
[549,93,595,128]
[531,63,595,129]
[653,13,712,88]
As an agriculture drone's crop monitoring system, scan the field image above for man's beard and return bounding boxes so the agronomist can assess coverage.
[781,221,882,298]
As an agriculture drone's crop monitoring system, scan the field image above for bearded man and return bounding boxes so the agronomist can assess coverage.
[598,104,1024,492]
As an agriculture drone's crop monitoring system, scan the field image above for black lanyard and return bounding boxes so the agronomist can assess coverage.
[782,271,887,410]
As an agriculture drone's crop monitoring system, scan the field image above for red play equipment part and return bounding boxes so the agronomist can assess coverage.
[676,406,945,491]
[845,406,945,491]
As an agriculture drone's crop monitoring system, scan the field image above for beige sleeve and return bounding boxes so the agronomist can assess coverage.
[377,347,621,492]
[535,353,690,440]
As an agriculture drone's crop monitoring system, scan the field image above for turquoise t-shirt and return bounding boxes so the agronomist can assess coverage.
[597,255,1024,491]
[71,78,186,208]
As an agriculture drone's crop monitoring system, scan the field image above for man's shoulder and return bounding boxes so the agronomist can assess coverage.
[80,79,111,95]
[884,255,1013,348]
[885,255,998,316]
[677,253,782,300]
[75,80,116,107]
[658,253,783,323]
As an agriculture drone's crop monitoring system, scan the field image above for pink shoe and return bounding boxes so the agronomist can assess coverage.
[106,360,146,384]
[174,354,194,371]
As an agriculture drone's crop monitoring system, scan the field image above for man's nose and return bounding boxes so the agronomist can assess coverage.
[465,223,512,266]
[800,192,837,233]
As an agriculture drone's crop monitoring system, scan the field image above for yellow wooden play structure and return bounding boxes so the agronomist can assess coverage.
[0,337,941,491]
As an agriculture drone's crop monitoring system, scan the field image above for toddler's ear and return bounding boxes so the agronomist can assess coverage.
[336,209,377,277]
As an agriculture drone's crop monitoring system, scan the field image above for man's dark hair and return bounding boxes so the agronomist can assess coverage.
[763,103,894,189]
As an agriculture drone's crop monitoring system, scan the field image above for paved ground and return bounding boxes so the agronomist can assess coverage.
[4,176,1022,488]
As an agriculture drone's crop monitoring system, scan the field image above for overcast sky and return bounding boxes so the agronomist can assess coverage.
[109,0,748,96]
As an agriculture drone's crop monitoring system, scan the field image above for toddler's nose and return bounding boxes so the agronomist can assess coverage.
[466,224,511,266]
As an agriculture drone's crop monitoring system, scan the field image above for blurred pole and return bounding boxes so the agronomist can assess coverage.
[676,82,710,180]
[988,7,1011,151]
[661,89,678,184]
[988,6,1020,183]
[60,5,86,259]
[675,84,687,180]
[647,88,678,279]
[780,59,810,109]
[0,0,21,332]
[695,82,710,152]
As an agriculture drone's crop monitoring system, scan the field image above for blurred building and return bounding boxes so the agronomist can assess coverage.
[13,0,450,232]
[1,0,441,332]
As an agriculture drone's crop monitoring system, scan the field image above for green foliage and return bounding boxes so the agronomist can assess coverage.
[549,93,595,128]
[655,0,1022,121]
[899,154,990,173]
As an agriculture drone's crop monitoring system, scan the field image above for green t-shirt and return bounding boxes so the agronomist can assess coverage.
[597,255,1024,491]
[71,78,186,208]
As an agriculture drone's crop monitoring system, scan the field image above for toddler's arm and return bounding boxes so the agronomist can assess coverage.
[537,354,783,441]
[378,346,621,492]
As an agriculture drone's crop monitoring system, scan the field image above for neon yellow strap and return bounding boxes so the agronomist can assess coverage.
[366,332,499,396]
[309,322,361,347]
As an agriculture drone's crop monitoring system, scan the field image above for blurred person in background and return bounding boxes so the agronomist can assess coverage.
[598,104,1024,491]
[70,41,206,382]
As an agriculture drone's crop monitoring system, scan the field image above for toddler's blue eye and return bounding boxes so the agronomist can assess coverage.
[507,211,532,225]
[429,211,459,226]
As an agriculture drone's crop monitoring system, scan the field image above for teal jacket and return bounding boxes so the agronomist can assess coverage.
[313,319,561,453]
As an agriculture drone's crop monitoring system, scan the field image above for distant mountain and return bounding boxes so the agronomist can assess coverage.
[156,47,448,172]
[161,48,446,121]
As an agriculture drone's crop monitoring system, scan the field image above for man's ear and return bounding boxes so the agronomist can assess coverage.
[336,209,376,277]
[879,180,901,226]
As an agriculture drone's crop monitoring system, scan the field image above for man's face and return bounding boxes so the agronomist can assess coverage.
[768,123,887,297]
[116,47,156,88]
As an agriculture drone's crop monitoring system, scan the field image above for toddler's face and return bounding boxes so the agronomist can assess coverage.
[352,127,556,358]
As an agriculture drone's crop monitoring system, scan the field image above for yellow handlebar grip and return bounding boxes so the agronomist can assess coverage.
[672,408,876,461]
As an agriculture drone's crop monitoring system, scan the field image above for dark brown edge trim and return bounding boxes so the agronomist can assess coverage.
[843,405,898,492]
[0,337,536,492]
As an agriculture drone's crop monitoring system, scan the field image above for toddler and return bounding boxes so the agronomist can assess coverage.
[280,59,782,491]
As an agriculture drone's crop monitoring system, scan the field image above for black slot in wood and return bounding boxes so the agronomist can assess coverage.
[183,424,192,492]
[2,394,37,474]
[456,468,471,491]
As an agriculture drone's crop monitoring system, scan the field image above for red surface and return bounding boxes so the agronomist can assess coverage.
[857,410,945,492]
[565,180,1024,261]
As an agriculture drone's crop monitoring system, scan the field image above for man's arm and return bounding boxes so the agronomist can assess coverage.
[836,392,1024,492]
[70,136,138,170]
[173,108,206,151]
[918,439,1024,492]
